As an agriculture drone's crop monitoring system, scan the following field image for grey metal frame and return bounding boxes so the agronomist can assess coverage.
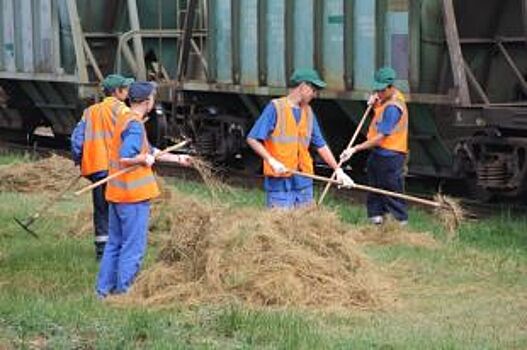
[441,0,470,106]
[441,0,527,107]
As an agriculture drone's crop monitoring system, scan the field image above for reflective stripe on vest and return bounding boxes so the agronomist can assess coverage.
[109,174,157,190]
[84,130,113,142]
[262,97,314,177]
[105,111,160,203]
[366,89,408,154]
[81,97,127,176]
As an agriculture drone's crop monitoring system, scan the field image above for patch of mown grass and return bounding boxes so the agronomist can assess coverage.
[459,211,527,252]
[168,177,266,208]
[1,170,526,348]
[0,151,34,166]
[208,306,330,349]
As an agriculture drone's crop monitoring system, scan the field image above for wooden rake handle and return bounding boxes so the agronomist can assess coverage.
[317,104,373,205]
[74,140,190,196]
[292,170,441,209]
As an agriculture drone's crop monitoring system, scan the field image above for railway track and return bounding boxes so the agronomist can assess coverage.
[1,139,525,220]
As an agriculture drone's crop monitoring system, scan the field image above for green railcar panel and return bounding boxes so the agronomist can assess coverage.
[266,0,287,87]
[0,0,73,79]
[239,0,259,86]
[213,0,233,83]
[321,0,345,89]
[292,0,314,69]
[353,0,377,91]
[419,0,445,94]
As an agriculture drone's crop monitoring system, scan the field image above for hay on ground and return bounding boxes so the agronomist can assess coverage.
[65,175,170,239]
[0,154,88,193]
[190,157,233,199]
[117,190,396,310]
[350,218,440,249]
[60,205,93,238]
[434,194,464,239]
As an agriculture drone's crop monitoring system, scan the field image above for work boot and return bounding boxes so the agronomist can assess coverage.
[369,216,384,225]
[95,242,106,261]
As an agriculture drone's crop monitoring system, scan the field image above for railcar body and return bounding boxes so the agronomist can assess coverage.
[0,0,525,198]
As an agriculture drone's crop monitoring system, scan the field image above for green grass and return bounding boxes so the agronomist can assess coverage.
[1,153,526,349]
[0,150,34,166]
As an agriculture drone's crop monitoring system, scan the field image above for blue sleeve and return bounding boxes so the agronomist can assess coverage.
[377,105,402,135]
[120,121,144,158]
[247,103,277,140]
[70,120,86,165]
[310,115,327,148]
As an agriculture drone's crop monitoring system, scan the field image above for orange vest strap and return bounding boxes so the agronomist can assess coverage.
[270,98,313,146]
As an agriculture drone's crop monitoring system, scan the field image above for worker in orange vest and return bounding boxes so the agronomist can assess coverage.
[247,68,354,208]
[96,81,192,298]
[340,67,409,225]
[71,74,134,260]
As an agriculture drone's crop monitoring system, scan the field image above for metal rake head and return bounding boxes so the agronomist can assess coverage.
[13,217,39,238]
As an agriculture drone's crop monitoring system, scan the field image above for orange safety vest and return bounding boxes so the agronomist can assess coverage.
[105,111,160,203]
[263,97,314,177]
[367,89,408,154]
[81,97,129,176]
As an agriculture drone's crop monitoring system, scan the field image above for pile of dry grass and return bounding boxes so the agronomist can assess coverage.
[118,190,396,310]
[0,154,87,193]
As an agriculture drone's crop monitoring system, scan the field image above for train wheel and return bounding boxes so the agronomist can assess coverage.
[146,104,168,148]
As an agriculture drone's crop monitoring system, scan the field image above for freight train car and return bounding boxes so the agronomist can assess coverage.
[0,0,526,199]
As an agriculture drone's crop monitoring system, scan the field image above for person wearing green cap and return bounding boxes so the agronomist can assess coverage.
[340,67,409,225]
[71,74,134,260]
[247,68,354,209]
[96,81,193,299]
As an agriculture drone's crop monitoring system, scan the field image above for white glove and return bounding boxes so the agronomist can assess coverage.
[339,147,356,162]
[335,168,354,188]
[268,157,287,174]
[144,154,156,167]
[367,93,379,106]
[152,148,161,157]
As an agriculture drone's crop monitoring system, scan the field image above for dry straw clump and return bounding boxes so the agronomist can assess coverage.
[120,190,396,310]
[351,218,440,249]
[190,157,233,199]
[434,194,465,239]
[0,154,88,193]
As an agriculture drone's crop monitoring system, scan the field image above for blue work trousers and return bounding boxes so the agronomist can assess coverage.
[366,152,408,221]
[96,200,151,296]
[266,186,314,209]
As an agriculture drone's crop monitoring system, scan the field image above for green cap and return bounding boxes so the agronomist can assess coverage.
[102,74,135,91]
[372,67,396,91]
[290,68,327,89]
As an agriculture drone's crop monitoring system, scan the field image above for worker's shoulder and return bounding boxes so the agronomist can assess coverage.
[81,102,101,120]
[120,104,131,113]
